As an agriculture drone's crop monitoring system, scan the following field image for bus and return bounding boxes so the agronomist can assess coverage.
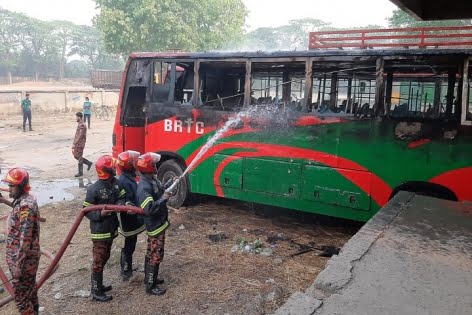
[112,47,472,222]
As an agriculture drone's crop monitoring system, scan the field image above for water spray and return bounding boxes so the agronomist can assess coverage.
[165,112,247,194]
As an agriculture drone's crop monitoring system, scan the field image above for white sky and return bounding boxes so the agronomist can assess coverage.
[0,0,398,30]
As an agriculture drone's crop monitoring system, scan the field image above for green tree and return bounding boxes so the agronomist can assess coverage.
[388,9,472,28]
[0,9,26,77]
[244,18,331,51]
[51,20,79,80]
[12,13,60,79]
[65,59,90,78]
[69,24,123,70]
[94,0,248,55]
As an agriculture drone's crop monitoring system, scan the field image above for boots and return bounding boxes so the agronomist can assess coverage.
[144,256,164,285]
[34,304,39,315]
[120,250,133,281]
[75,163,83,177]
[91,272,113,302]
[145,261,166,296]
[83,158,93,171]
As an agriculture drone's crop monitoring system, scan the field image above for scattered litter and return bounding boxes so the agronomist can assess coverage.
[265,278,275,284]
[266,233,288,244]
[266,291,276,301]
[39,306,45,312]
[233,238,272,255]
[290,242,340,258]
[178,224,185,230]
[54,293,63,300]
[74,290,90,298]
[208,233,228,243]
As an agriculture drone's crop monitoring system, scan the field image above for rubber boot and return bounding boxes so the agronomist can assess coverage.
[83,158,93,171]
[34,304,39,315]
[75,163,83,177]
[145,262,166,296]
[91,272,113,302]
[121,250,132,281]
[144,256,164,285]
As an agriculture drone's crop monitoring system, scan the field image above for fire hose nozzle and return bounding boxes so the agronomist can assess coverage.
[165,177,181,193]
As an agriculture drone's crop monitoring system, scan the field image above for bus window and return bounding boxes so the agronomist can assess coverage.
[198,61,246,111]
[251,61,305,111]
[389,78,457,120]
[311,66,377,116]
[152,61,173,103]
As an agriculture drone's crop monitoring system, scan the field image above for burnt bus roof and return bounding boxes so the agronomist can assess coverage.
[129,49,472,60]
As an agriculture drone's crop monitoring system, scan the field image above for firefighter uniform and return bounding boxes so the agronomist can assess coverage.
[117,171,145,280]
[6,193,40,315]
[136,175,171,295]
[83,176,125,302]
[73,113,92,177]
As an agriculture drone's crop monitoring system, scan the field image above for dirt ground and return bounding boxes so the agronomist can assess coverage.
[0,111,360,315]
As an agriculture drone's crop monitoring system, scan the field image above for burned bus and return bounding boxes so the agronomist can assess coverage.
[112,47,472,222]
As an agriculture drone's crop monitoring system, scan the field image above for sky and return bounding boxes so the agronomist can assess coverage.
[0,0,398,30]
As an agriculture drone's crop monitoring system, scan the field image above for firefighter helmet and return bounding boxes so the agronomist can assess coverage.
[2,168,30,192]
[95,155,117,180]
[135,152,161,174]
[117,150,140,172]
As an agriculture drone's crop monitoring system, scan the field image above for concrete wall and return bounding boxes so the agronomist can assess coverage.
[0,89,120,115]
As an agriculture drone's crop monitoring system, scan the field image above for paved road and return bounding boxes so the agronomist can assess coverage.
[275,192,472,315]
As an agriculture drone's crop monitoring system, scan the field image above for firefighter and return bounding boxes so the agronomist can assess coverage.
[135,152,177,295]
[0,168,40,314]
[116,150,145,281]
[83,155,125,302]
[72,112,93,177]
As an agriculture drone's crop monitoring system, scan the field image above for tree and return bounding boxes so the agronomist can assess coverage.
[388,9,472,28]
[94,0,248,55]
[0,9,26,78]
[51,20,79,80]
[243,18,331,51]
[69,25,124,70]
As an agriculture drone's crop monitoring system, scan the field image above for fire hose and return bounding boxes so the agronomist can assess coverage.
[0,204,143,308]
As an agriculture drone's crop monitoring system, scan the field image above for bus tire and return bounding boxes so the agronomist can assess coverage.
[157,160,188,208]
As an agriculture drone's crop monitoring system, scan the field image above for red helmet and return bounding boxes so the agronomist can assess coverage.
[95,155,117,180]
[2,168,30,192]
[135,153,161,174]
[117,150,140,172]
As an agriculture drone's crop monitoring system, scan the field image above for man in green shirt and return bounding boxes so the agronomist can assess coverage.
[21,93,32,132]
[83,97,92,129]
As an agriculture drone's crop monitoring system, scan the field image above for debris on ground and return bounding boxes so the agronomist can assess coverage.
[208,233,228,242]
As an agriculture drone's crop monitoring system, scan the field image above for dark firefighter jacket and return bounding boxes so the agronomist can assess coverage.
[83,177,125,241]
[136,175,171,237]
[117,171,145,236]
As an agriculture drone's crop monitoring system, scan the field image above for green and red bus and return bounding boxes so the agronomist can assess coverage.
[112,48,472,222]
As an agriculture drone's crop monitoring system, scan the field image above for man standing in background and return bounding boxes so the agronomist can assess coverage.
[21,93,32,132]
[72,112,93,177]
[83,97,92,129]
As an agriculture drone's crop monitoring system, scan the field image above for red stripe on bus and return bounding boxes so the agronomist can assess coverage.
[214,156,243,196]
[294,116,344,126]
[430,167,472,201]
[199,142,391,206]
[407,138,431,149]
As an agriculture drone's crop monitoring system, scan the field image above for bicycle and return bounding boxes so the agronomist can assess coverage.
[92,103,113,120]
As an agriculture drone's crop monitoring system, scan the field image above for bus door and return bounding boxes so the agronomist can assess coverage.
[119,59,153,154]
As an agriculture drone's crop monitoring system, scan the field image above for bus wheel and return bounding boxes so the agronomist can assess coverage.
[157,160,188,208]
